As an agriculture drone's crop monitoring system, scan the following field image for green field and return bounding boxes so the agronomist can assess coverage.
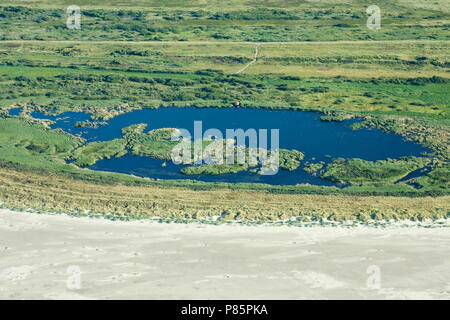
[0,41,448,118]
[0,0,448,222]
[0,1,449,41]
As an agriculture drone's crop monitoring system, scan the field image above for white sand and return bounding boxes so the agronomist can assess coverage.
[0,209,449,300]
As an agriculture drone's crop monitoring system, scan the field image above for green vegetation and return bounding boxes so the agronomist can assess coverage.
[303,161,325,174]
[350,116,450,160]
[69,125,184,165]
[0,117,82,169]
[320,112,355,122]
[278,149,304,171]
[0,1,448,42]
[1,115,447,197]
[181,163,250,175]
[0,40,448,121]
[123,126,180,160]
[0,0,448,222]
[69,122,306,175]
[1,163,449,223]
[74,120,107,128]
[415,167,450,191]
[322,157,431,185]
[72,139,127,166]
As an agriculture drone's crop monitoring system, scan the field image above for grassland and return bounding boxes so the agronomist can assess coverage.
[1,41,448,162]
[322,157,431,185]
[0,0,448,222]
[303,161,325,174]
[0,118,448,223]
[0,41,448,118]
[0,1,448,42]
[180,164,251,176]
[69,123,306,174]
[0,163,449,223]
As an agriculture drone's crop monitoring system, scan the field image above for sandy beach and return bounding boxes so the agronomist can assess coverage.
[0,209,449,300]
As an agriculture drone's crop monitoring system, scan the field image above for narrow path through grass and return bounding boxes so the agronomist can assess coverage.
[235,43,259,74]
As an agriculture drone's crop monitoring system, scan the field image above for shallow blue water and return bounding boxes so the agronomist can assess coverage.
[395,166,432,185]
[10,106,430,186]
[8,108,22,116]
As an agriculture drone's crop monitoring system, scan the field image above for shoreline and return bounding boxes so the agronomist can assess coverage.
[1,208,450,229]
[1,208,449,299]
